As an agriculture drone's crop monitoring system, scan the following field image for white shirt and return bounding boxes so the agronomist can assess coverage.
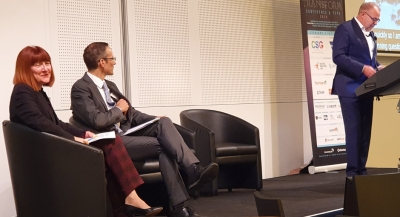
[354,17,374,59]
[86,72,114,110]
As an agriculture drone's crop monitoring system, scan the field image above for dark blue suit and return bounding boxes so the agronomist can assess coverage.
[332,18,379,176]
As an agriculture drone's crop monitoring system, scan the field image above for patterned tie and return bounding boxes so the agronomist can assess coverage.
[102,81,116,107]
[102,81,123,133]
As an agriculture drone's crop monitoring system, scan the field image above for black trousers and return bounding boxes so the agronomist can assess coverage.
[121,117,199,206]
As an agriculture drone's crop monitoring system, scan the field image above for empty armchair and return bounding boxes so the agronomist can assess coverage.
[180,109,263,195]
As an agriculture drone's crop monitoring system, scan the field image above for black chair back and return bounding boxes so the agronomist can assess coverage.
[3,120,108,217]
[254,191,285,217]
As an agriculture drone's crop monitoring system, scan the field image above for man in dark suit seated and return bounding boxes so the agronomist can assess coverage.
[331,2,381,176]
[71,42,219,217]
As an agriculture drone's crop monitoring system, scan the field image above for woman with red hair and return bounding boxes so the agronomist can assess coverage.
[9,45,162,217]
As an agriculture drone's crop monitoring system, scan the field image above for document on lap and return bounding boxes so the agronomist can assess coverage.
[86,131,116,143]
[123,117,160,136]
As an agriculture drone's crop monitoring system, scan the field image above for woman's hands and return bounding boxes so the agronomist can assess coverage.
[74,131,96,145]
[74,136,89,145]
[83,131,96,139]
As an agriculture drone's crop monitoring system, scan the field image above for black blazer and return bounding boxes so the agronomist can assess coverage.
[10,83,85,140]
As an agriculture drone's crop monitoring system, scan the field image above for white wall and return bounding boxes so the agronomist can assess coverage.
[0,0,312,216]
[0,1,51,215]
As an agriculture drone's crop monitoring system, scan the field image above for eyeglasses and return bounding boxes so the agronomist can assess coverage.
[99,57,117,62]
[364,11,380,23]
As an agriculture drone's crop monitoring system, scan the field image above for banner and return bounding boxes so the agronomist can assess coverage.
[300,0,346,173]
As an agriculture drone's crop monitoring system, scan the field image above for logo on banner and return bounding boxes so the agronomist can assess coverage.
[329,127,338,132]
[314,62,327,70]
[314,80,327,85]
[324,148,334,154]
[315,115,325,120]
[325,138,334,142]
[311,41,324,49]
[337,148,346,152]
[315,105,325,109]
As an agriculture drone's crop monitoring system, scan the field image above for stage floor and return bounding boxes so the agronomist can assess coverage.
[185,168,396,217]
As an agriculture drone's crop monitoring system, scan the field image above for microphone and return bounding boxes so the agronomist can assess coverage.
[368,31,377,42]
[366,31,376,39]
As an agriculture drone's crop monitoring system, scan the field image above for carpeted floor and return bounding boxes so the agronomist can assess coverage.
[185,168,397,217]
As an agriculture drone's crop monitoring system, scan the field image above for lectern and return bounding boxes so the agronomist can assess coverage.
[356,59,400,97]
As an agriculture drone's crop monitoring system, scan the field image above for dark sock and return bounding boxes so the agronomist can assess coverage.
[173,202,184,211]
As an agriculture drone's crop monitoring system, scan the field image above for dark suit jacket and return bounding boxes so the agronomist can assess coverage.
[332,18,380,97]
[71,73,155,132]
[9,83,85,140]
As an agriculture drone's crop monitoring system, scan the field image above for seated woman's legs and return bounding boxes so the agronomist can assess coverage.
[92,136,162,217]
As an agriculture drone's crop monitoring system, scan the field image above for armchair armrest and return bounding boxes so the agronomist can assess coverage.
[179,115,216,166]
[174,123,196,150]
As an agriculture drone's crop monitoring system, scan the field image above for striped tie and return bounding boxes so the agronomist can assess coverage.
[102,81,116,106]
[102,81,123,133]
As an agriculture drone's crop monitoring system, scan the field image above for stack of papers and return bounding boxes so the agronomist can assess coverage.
[123,117,160,136]
[86,131,116,143]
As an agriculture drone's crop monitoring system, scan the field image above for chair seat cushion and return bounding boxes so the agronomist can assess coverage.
[215,143,258,157]
[134,159,160,174]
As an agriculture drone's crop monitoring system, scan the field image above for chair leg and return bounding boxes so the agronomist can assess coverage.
[193,190,199,199]
[228,188,232,192]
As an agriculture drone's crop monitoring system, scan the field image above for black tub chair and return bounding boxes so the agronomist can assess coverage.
[180,109,263,195]
[3,120,110,217]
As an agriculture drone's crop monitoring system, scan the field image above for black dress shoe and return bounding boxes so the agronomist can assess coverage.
[188,163,219,191]
[125,204,163,216]
[169,206,202,217]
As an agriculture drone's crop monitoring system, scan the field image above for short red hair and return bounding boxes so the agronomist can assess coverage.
[13,46,55,91]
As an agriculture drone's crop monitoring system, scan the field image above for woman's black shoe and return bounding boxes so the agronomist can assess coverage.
[125,204,163,216]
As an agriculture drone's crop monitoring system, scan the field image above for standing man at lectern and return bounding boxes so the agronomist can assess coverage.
[332,2,382,176]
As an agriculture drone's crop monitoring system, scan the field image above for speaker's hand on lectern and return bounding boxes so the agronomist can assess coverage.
[363,65,376,78]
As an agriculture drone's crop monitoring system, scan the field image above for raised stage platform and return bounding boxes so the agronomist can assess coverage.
[185,168,396,217]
